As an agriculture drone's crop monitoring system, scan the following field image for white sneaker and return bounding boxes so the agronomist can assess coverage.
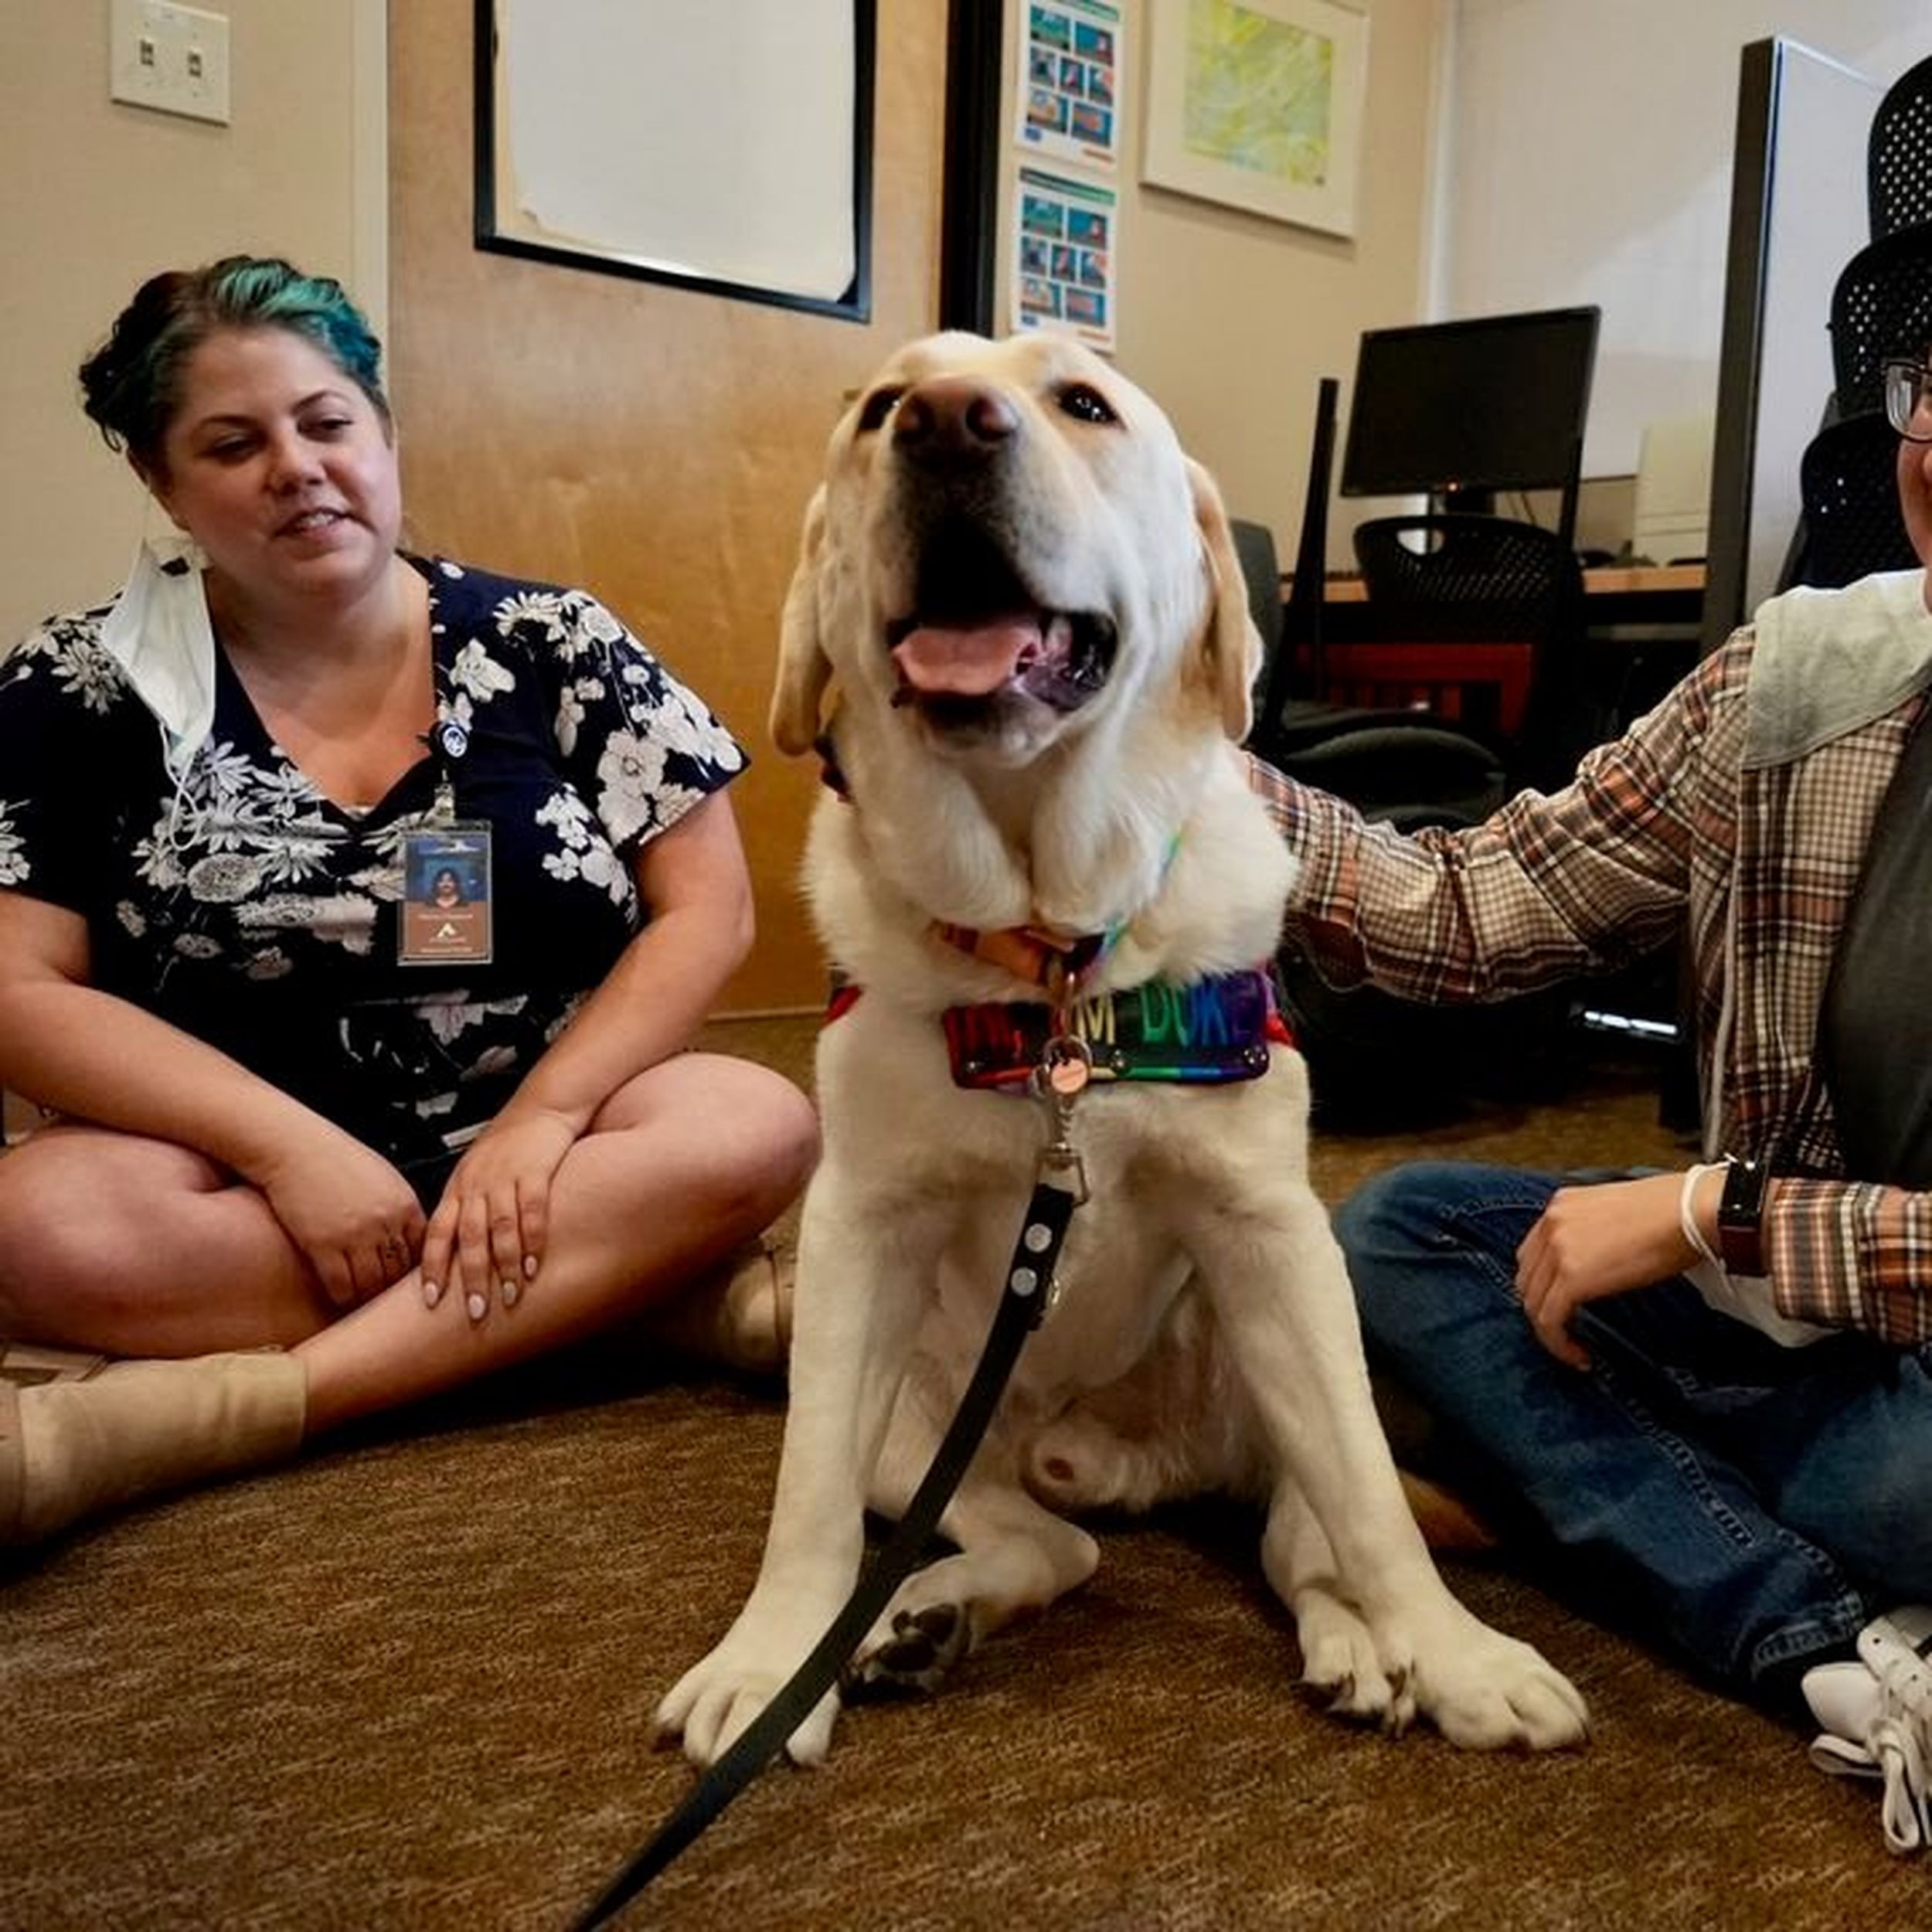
[1801,1606,1932,1856]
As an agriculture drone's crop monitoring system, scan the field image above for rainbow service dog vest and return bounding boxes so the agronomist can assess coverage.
[938,968,1289,1091]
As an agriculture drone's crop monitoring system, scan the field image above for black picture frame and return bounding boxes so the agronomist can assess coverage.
[474,0,876,324]
[939,0,1005,335]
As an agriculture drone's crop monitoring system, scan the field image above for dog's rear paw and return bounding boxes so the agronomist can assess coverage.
[1296,1590,1406,1730]
[843,1602,971,1699]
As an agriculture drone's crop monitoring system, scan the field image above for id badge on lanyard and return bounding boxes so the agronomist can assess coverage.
[399,719,493,966]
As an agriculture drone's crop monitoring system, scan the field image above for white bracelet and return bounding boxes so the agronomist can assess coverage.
[1678,1160,1728,1270]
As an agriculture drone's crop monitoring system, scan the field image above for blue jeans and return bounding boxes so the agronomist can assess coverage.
[1335,1160,1932,1712]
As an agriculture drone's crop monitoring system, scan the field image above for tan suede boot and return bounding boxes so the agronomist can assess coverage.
[0,1351,307,1548]
[644,1242,794,1378]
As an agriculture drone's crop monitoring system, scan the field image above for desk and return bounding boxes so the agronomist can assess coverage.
[1287,563,1705,625]
[1572,562,1707,621]
[1277,563,1706,737]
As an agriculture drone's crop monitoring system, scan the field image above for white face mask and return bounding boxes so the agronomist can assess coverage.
[97,529,216,784]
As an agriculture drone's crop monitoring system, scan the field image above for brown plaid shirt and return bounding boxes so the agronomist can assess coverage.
[1250,629,1932,1347]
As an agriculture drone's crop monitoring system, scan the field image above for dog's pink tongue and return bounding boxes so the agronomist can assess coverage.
[892,618,1039,696]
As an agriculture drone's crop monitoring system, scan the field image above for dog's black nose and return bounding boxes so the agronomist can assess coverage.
[893,378,1019,467]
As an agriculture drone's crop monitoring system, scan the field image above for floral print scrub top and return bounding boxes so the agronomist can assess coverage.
[0,556,746,1173]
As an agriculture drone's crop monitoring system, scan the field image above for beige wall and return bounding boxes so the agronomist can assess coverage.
[0,0,387,648]
[1,0,1445,644]
[1,0,1447,1002]
[998,0,1450,572]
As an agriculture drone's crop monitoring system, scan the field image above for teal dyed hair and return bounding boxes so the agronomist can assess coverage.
[78,254,389,475]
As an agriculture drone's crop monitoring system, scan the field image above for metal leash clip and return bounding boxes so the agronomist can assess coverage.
[1032,1032,1092,1207]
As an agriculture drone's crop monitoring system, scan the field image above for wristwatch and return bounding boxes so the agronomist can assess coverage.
[1717,1156,1768,1276]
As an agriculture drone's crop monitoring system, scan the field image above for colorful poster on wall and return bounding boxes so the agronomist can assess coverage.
[1012,166,1117,352]
[1017,0,1124,174]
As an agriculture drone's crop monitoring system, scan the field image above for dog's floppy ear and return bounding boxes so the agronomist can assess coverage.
[1185,457,1260,743]
[770,488,835,757]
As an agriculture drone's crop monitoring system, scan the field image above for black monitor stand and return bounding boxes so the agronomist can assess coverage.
[1429,485,1495,518]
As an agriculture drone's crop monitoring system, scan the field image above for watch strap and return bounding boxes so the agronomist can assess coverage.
[1717,1155,1768,1276]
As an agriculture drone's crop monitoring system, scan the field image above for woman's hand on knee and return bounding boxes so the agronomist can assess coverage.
[420,1107,577,1322]
[1513,1172,1694,1369]
[253,1128,427,1311]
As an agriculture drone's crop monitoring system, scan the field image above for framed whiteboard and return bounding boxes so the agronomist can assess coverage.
[474,0,874,321]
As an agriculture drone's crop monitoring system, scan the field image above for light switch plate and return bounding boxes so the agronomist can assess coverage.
[109,0,231,128]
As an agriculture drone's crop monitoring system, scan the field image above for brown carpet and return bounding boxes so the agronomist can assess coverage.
[2,1015,1922,1931]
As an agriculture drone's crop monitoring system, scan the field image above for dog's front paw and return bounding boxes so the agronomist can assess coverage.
[1412,1618,1590,1752]
[653,1634,842,1770]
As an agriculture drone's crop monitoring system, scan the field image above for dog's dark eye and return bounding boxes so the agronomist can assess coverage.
[1057,383,1118,425]
[856,386,905,433]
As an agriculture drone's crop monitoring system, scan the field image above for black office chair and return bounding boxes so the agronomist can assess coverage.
[1232,515,1561,1130]
[1828,225,1932,417]
[1347,512,1592,792]
[1230,515,1291,718]
[1234,516,1508,832]
[1784,408,1920,590]
[1869,54,1932,240]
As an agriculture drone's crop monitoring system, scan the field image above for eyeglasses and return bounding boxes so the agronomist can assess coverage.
[1883,359,1932,442]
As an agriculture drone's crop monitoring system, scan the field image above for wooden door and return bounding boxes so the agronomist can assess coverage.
[389,1,947,1010]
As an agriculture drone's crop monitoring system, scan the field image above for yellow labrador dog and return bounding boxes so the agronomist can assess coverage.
[657,332,1588,1767]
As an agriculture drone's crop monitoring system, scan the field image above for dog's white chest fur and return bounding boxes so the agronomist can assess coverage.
[812,962,1309,1406]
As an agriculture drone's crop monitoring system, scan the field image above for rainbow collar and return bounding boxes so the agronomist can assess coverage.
[940,968,1289,1090]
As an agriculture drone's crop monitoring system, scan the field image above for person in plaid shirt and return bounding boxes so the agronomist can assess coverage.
[1252,349,1932,1854]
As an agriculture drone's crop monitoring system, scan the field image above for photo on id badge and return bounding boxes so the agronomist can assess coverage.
[400,825,492,964]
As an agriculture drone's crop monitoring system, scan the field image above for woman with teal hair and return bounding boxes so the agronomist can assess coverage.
[77,254,393,464]
[0,256,818,1549]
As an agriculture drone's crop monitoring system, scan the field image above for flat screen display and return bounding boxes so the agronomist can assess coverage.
[1339,307,1600,499]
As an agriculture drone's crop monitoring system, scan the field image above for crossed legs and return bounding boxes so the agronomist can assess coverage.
[0,1050,818,1437]
[1335,1160,1932,1709]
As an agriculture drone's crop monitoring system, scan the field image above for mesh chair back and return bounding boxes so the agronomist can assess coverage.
[1869,56,1932,240]
[1789,410,1920,590]
[1349,514,1586,787]
[1237,503,1509,821]
[1351,513,1583,643]
[1828,226,1932,417]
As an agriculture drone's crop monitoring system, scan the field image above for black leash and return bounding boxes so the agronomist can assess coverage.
[570,1172,1082,1930]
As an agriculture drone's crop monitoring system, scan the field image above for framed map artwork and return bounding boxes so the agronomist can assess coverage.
[1141,0,1367,238]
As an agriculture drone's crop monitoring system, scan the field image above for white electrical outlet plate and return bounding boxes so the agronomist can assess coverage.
[109,0,231,127]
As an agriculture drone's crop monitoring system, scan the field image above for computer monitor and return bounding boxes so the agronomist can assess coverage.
[1338,306,1600,539]
[1632,408,1715,565]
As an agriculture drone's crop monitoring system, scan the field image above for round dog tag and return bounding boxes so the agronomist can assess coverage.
[1049,1058,1089,1097]
[1041,1034,1093,1096]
